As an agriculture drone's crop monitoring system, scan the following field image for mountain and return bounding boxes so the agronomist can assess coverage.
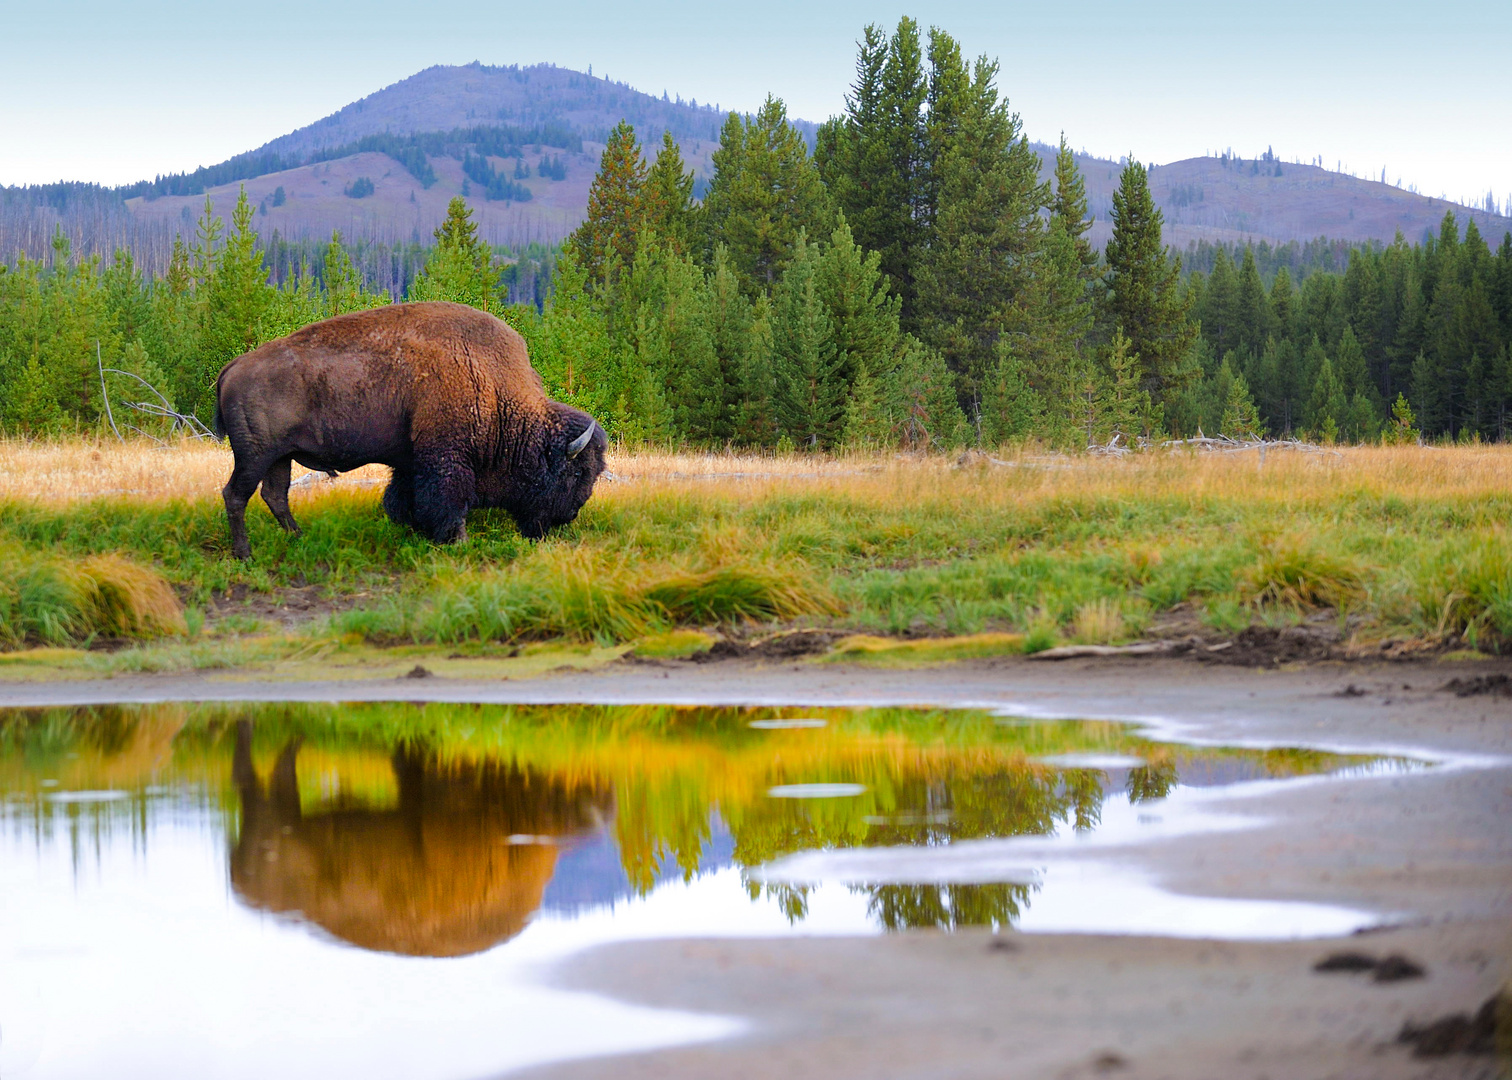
[5,62,1509,271]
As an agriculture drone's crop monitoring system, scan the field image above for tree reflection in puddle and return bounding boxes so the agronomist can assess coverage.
[0,700,1404,945]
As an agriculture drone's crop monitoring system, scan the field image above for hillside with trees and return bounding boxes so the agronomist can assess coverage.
[1,21,1509,448]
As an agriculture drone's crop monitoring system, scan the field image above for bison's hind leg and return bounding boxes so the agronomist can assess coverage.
[223,453,278,560]
[259,456,303,536]
[382,468,416,529]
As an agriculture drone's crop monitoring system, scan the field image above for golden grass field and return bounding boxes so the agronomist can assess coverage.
[0,437,1507,667]
[2,436,1507,507]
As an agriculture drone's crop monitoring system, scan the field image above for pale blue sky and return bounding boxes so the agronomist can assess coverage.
[3,0,1507,209]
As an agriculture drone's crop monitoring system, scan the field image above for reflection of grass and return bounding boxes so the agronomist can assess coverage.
[0,702,1383,902]
[0,444,1506,657]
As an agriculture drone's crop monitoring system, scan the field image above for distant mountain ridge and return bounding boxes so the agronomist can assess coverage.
[252,62,754,162]
[3,62,1508,273]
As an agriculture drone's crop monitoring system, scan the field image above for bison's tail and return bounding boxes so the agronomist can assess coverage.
[211,363,230,439]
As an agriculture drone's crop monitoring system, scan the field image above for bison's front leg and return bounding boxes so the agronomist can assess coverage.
[382,468,416,528]
[411,453,475,545]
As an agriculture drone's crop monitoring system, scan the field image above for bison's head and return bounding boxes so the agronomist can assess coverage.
[510,405,608,539]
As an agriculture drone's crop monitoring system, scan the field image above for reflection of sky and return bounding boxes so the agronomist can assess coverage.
[0,768,1388,1079]
[2,0,1507,205]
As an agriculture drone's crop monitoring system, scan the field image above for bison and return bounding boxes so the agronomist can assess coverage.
[213,301,607,559]
[230,722,611,956]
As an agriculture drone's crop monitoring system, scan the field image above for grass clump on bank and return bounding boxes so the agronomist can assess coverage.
[0,547,184,647]
[0,440,1508,661]
[333,549,837,646]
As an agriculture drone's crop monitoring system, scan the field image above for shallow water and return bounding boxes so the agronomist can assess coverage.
[0,701,1419,1079]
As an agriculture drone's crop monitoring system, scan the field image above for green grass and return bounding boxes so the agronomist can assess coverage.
[0,447,1509,661]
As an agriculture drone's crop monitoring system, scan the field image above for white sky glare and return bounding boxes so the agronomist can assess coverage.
[2,0,1507,208]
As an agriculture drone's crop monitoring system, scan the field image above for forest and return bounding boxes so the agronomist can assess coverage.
[1,18,1509,447]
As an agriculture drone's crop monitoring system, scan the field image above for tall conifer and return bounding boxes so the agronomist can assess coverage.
[1102,159,1196,403]
[568,121,647,292]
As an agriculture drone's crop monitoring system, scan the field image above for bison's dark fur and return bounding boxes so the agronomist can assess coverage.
[214,301,606,559]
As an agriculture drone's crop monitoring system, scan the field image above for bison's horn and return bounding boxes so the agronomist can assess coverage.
[567,419,597,458]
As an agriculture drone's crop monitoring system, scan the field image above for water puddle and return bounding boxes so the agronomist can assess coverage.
[0,702,1423,1079]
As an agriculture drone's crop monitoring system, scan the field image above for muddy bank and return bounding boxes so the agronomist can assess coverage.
[510,922,1509,1080]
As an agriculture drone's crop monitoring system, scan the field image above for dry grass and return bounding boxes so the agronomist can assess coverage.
[0,437,388,502]
[3,437,1507,512]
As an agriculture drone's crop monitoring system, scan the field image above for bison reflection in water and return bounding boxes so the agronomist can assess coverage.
[214,301,608,560]
[230,723,611,957]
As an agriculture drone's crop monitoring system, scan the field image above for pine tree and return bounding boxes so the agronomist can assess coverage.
[888,338,967,450]
[1102,159,1197,403]
[567,121,647,292]
[1216,358,1263,438]
[1051,133,1096,280]
[641,131,697,254]
[769,235,842,448]
[980,342,1044,444]
[702,245,753,443]
[816,19,927,325]
[323,231,362,315]
[1100,329,1155,442]
[1234,246,1272,359]
[1383,392,1420,445]
[409,197,496,311]
[702,97,834,295]
[840,353,890,449]
[814,216,901,388]
[914,54,1047,421]
[1307,356,1348,441]
[1199,248,1237,356]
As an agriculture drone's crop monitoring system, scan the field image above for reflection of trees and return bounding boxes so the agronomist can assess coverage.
[230,723,610,957]
[730,767,1108,875]
[864,882,1035,931]
[1127,761,1179,803]
[1,701,1390,943]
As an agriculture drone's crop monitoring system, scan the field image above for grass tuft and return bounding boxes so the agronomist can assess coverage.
[76,554,186,638]
[1071,598,1126,644]
[1237,536,1366,612]
[642,562,838,624]
[0,546,183,648]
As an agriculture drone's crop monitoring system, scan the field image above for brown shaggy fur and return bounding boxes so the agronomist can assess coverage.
[214,301,606,558]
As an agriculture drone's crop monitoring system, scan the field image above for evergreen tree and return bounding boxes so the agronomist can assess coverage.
[1383,392,1420,444]
[888,337,967,450]
[980,342,1044,444]
[1199,248,1237,356]
[567,121,647,292]
[641,131,697,255]
[1307,356,1348,441]
[840,353,890,449]
[1051,133,1097,280]
[1099,328,1155,441]
[769,235,842,448]
[702,97,834,295]
[913,54,1047,421]
[818,19,927,325]
[814,216,901,388]
[1102,159,1197,403]
[1216,358,1263,439]
[1233,246,1272,358]
[409,197,496,311]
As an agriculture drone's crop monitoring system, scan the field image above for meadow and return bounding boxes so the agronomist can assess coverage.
[0,438,1508,669]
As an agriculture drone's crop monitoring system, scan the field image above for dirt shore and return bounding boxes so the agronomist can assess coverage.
[2,655,1509,1078]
